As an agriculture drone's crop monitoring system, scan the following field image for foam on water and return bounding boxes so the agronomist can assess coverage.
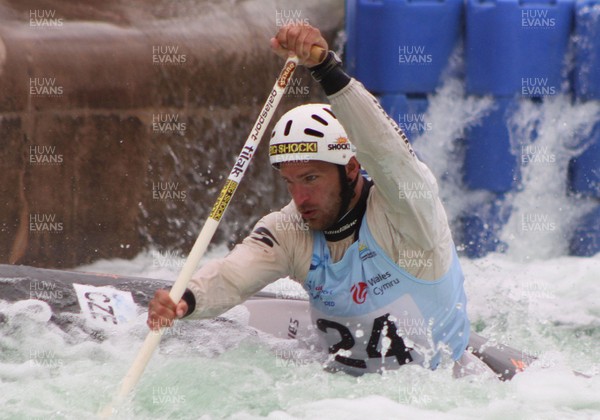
[2,247,598,419]
[499,97,600,260]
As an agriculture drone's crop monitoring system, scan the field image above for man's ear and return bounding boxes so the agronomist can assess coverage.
[345,157,361,180]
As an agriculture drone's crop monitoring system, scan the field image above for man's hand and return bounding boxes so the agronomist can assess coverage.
[271,24,328,67]
[147,289,189,330]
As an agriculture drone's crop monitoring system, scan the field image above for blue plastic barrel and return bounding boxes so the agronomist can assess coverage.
[463,98,519,192]
[379,94,430,140]
[465,0,574,97]
[569,121,600,197]
[345,0,463,94]
[574,1,600,100]
[570,206,600,256]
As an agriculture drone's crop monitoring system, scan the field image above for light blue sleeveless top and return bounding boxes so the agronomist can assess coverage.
[305,215,470,375]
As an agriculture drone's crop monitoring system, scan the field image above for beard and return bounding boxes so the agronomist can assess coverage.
[298,167,356,232]
[298,192,342,231]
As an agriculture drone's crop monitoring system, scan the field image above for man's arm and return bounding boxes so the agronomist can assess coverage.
[147,210,300,329]
[272,25,448,251]
[184,215,294,319]
[328,78,447,251]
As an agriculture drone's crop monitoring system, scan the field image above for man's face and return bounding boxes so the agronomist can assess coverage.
[279,161,342,231]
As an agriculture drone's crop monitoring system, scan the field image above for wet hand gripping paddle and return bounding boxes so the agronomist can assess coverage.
[99,46,325,417]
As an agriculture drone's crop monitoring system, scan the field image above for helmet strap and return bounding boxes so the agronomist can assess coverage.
[335,164,359,222]
[323,166,372,241]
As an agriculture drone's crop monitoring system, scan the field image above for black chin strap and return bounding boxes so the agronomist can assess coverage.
[323,169,373,242]
[335,165,359,222]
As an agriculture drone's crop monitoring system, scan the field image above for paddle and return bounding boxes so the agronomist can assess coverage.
[99,46,326,417]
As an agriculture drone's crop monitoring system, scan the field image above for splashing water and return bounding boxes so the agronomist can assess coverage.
[500,97,600,260]
[2,248,599,419]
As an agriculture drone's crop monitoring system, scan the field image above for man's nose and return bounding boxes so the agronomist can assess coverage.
[289,184,311,206]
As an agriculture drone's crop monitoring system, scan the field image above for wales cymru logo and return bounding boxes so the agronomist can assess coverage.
[351,282,368,304]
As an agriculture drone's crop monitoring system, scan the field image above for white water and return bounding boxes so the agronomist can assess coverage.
[411,49,600,262]
[500,97,600,260]
[1,249,598,419]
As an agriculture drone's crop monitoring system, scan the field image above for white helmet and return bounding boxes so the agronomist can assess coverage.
[269,104,356,168]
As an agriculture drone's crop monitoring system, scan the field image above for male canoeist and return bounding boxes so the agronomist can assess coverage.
[148,23,487,376]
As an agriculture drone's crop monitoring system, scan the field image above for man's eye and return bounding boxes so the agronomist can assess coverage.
[305,175,317,182]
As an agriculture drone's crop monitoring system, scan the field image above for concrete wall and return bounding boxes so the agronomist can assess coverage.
[0,0,344,268]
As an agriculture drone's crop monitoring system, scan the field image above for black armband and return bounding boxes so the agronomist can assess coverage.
[181,288,196,317]
[309,51,351,96]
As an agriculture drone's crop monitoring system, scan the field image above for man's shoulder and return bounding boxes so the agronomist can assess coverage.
[246,202,313,280]
[253,201,311,241]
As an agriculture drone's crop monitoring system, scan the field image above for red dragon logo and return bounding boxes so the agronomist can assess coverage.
[351,282,368,304]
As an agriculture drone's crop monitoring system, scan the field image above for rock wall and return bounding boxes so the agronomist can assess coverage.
[0,0,344,268]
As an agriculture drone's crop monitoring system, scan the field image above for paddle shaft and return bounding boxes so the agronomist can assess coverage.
[99,46,325,417]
